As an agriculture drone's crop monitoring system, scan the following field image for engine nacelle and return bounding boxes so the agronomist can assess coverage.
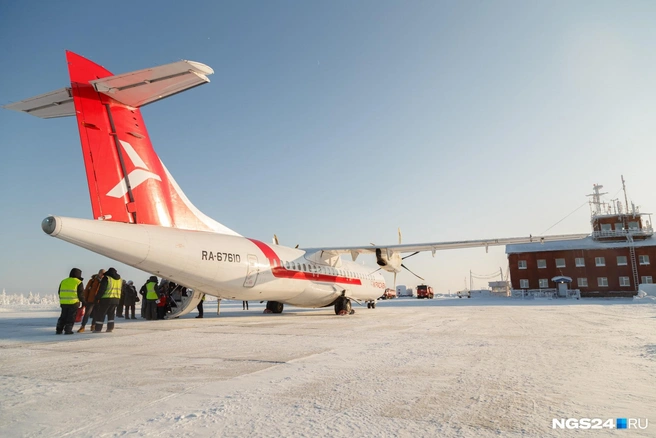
[375,248,402,273]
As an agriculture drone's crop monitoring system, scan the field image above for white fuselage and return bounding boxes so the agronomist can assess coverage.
[43,216,386,307]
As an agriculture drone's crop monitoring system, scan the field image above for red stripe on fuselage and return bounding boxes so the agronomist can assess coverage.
[247,239,362,285]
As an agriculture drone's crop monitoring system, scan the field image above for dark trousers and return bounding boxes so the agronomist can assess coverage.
[93,298,119,332]
[124,304,136,319]
[57,304,78,334]
[242,301,248,310]
[144,300,158,320]
[197,300,204,317]
[156,305,166,320]
[80,302,95,328]
[117,294,125,316]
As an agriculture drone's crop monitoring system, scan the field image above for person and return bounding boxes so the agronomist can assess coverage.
[196,293,205,318]
[141,276,159,320]
[78,269,104,333]
[242,300,249,310]
[56,268,84,335]
[116,278,126,318]
[92,267,122,333]
[123,280,138,319]
[156,292,168,320]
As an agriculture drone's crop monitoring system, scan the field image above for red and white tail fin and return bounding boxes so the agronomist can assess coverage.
[5,51,240,236]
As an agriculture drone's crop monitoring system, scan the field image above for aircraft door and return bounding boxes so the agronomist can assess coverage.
[243,254,259,288]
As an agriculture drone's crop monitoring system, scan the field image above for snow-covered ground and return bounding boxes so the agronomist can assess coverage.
[0,297,654,437]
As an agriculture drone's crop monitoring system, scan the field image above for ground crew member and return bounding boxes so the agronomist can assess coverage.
[141,276,159,320]
[93,267,122,333]
[196,293,205,318]
[78,269,104,333]
[57,268,84,335]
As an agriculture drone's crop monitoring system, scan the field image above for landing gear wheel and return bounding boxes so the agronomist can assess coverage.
[371,301,376,309]
[367,302,371,309]
[334,297,352,315]
[266,301,284,313]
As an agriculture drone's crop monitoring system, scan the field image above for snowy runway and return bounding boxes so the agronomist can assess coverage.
[1,298,655,437]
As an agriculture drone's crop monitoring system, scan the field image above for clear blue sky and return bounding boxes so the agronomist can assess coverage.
[1,1,655,295]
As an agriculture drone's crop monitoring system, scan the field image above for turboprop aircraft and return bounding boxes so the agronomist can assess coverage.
[4,52,589,318]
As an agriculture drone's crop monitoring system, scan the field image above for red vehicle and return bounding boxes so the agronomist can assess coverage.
[381,288,396,300]
[416,284,434,299]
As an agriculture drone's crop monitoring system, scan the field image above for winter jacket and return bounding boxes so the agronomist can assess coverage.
[96,268,121,303]
[60,268,84,304]
[123,283,139,306]
[83,274,103,303]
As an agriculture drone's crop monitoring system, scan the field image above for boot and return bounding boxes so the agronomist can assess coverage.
[106,320,115,333]
[78,326,85,333]
[93,323,103,333]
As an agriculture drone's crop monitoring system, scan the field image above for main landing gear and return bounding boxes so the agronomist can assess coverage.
[334,297,354,315]
[367,301,376,309]
[265,301,284,314]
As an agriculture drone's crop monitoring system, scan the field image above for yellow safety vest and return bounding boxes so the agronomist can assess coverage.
[59,277,81,305]
[102,277,122,299]
[146,282,158,300]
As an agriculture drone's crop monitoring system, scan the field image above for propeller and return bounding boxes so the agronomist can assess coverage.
[402,251,419,260]
[401,263,424,281]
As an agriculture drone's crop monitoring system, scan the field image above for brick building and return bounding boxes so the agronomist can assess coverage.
[506,182,655,298]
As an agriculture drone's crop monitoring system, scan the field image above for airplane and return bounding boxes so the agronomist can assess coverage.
[4,52,589,318]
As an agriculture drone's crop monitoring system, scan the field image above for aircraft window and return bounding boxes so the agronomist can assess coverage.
[302,263,307,272]
[292,262,297,270]
[284,261,289,269]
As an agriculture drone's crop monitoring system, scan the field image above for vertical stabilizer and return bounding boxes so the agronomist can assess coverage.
[64,51,239,235]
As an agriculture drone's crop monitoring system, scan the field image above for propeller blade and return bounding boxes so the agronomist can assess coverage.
[401,263,424,281]
[394,272,397,288]
[402,251,420,260]
[273,234,279,245]
[398,227,402,244]
[369,267,382,275]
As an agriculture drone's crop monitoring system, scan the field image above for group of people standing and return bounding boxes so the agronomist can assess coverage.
[56,267,188,335]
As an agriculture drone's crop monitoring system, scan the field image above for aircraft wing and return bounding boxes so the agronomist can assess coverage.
[303,233,590,261]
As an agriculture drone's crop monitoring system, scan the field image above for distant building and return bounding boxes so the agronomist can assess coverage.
[488,280,510,297]
[506,181,655,298]
[396,285,413,297]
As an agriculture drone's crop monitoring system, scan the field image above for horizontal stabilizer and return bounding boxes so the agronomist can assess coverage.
[3,87,74,119]
[90,60,214,108]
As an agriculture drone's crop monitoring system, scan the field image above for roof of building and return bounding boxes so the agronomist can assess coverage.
[505,235,656,254]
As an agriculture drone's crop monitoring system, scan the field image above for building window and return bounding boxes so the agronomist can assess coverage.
[642,276,653,284]
[629,221,639,230]
[577,278,588,287]
[617,256,627,266]
[518,260,527,269]
[598,277,608,287]
[537,259,546,269]
[615,223,623,231]
[619,277,631,287]
[519,279,529,289]
[639,255,650,265]
[539,278,548,288]
[575,258,585,267]
[601,223,612,231]
[595,257,605,267]
[555,258,566,268]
